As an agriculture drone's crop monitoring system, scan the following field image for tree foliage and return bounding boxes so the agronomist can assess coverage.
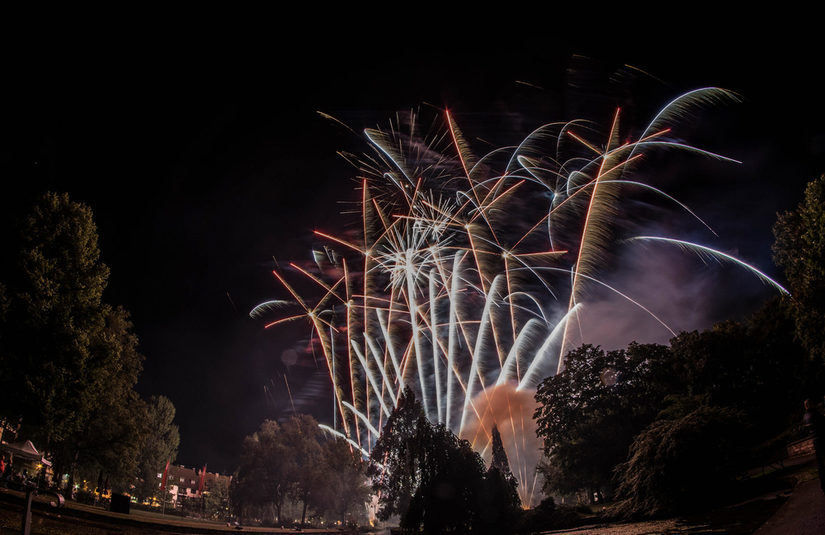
[135,395,181,500]
[367,388,429,522]
[533,298,809,519]
[613,397,748,517]
[0,192,111,445]
[773,174,825,363]
[233,419,292,523]
[204,477,231,520]
[314,435,369,522]
[0,192,179,492]
[534,343,673,499]
[404,423,486,534]
[281,414,325,525]
[231,414,367,526]
[368,388,521,534]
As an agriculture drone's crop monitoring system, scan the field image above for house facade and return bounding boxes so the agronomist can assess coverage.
[158,464,231,505]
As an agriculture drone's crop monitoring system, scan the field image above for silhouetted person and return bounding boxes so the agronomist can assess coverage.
[802,398,825,493]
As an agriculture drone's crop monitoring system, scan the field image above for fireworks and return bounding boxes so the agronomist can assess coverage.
[252,89,786,506]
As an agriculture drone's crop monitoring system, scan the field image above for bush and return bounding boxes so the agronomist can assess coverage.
[518,497,587,533]
[613,398,748,517]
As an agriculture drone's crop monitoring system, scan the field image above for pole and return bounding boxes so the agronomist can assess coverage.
[21,487,34,535]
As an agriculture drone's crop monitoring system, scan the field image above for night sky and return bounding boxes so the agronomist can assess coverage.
[3,30,823,474]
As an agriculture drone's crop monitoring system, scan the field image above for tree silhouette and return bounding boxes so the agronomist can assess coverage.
[773,174,825,365]
[0,192,158,490]
[481,424,521,534]
[367,388,427,522]
[490,424,513,480]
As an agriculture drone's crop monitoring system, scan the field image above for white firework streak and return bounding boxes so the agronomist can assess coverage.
[253,93,785,506]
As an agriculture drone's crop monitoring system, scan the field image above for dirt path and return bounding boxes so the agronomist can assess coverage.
[754,478,825,535]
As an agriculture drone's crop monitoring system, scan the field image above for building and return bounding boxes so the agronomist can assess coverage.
[157,464,231,506]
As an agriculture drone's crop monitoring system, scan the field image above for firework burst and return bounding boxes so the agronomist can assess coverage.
[252,90,786,506]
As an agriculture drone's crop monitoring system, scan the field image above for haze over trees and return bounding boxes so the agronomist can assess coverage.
[0,192,179,493]
[231,414,368,527]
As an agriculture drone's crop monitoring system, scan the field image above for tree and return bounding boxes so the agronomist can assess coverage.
[369,389,518,534]
[0,192,110,447]
[280,414,325,526]
[135,395,180,500]
[313,437,369,524]
[368,388,429,522]
[489,424,513,480]
[613,396,748,517]
[773,174,825,364]
[481,425,521,534]
[742,298,810,433]
[0,192,167,493]
[231,414,359,527]
[204,477,231,520]
[0,192,185,496]
[404,423,487,535]
[534,343,673,501]
[232,419,292,523]
[58,305,152,492]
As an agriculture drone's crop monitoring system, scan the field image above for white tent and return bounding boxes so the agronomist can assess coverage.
[0,440,52,466]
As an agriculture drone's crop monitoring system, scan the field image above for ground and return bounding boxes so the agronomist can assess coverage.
[0,489,341,534]
[1,459,823,534]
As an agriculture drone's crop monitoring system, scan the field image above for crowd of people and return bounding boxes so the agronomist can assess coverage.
[0,455,35,489]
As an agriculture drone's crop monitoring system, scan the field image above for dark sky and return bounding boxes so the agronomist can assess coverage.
[3,31,823,474]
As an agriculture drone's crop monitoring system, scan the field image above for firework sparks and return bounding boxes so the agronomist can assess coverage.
[252,91,786,506]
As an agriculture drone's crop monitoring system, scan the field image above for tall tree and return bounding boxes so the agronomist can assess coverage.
[405,423,487,535]
[281,414,325,526]
[367,388,429,522]
[59,306,150,491]
[489,424,513,480]
[773,174,825,365]
[204,477,231,520]
[314,437,369,523]
[0,192,110,447]
[0,192,168,492]
[135,395,181,500]
[232,419,292,523]
[369,390,518,534]
[482,424,521,535]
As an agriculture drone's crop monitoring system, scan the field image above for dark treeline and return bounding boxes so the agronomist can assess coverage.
[368,389,522,535]
[0,192,180,499]
[534,175,825,519]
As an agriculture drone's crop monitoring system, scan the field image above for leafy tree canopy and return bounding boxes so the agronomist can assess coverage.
[369,389,521,534]
[613,396,748,517]
[534,343,673,499]
[0,192,111,444]
[231,414,367,527]
[773,174,825,363]
[0,192,179,493]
